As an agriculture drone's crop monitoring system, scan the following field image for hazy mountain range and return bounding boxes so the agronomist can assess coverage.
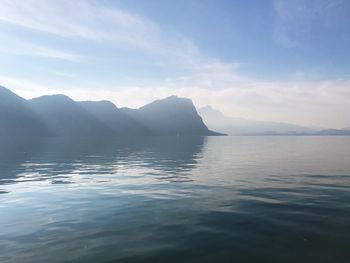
[198,106,350,136]
[1,85,349,138]
[0,86,219,137]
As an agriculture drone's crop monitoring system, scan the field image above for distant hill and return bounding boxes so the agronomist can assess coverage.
[198,105,317,135]
[0,86,219,137]
[121,96,220,136]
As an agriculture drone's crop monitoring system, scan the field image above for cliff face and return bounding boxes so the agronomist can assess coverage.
[121,95,215,135]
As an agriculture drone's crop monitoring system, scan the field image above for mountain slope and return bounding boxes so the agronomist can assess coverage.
[79,100,153,135]
[0,86,50,137]
[199,105,316,135]
[121,96,219,135]
[29,95,114,136]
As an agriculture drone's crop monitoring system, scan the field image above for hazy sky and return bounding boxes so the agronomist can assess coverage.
[0,0,349,128]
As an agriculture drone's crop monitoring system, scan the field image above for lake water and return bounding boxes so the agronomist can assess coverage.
[0,136,350,262]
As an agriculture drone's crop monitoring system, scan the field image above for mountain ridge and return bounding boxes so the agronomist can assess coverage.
[199,105,350,136]
[0,86,51,137]
[199,105,318,135]
[0,86,220,137]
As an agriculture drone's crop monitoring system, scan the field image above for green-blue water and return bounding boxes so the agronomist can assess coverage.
[1,136,350,262]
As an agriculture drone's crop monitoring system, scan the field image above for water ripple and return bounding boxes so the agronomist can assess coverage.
[0,136,350,262]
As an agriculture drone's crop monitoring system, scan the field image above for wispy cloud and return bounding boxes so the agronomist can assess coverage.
[30,46,82,62]
[164,59,246,90]
[0,0,244,86]
[0,42,83,62]
[0,0,232,71]
[0,0,163,52]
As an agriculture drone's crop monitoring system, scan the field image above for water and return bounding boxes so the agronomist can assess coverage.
[0,136,350,263]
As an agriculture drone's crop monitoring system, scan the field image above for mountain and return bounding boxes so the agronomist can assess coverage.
[0,86,219,137]
[0,86,50,137]
[121,96,220,135]
[78,100,153,135]
[311,129,350,136]
[29,95,114,136]
[199,105,317,135]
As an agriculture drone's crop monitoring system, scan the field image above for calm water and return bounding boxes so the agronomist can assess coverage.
[1,136,350,263]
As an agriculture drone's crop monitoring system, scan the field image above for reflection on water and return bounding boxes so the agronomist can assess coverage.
[0,136,205,187]
[0,136,350,262]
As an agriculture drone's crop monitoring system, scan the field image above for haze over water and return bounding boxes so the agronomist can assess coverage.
[1,136,350,262]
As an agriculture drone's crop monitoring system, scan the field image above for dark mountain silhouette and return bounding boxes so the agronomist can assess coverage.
[121,95,220,135]
[79,100,153,135]
[0,86,50,137]
[0,86,219,137]
[199,105,317,135]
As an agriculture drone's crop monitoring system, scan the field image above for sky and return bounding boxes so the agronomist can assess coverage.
[0,0,350,128]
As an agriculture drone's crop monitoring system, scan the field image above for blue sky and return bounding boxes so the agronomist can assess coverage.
[0,0,349,127]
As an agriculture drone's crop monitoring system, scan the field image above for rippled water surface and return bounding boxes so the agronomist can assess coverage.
[1,136,350,262]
